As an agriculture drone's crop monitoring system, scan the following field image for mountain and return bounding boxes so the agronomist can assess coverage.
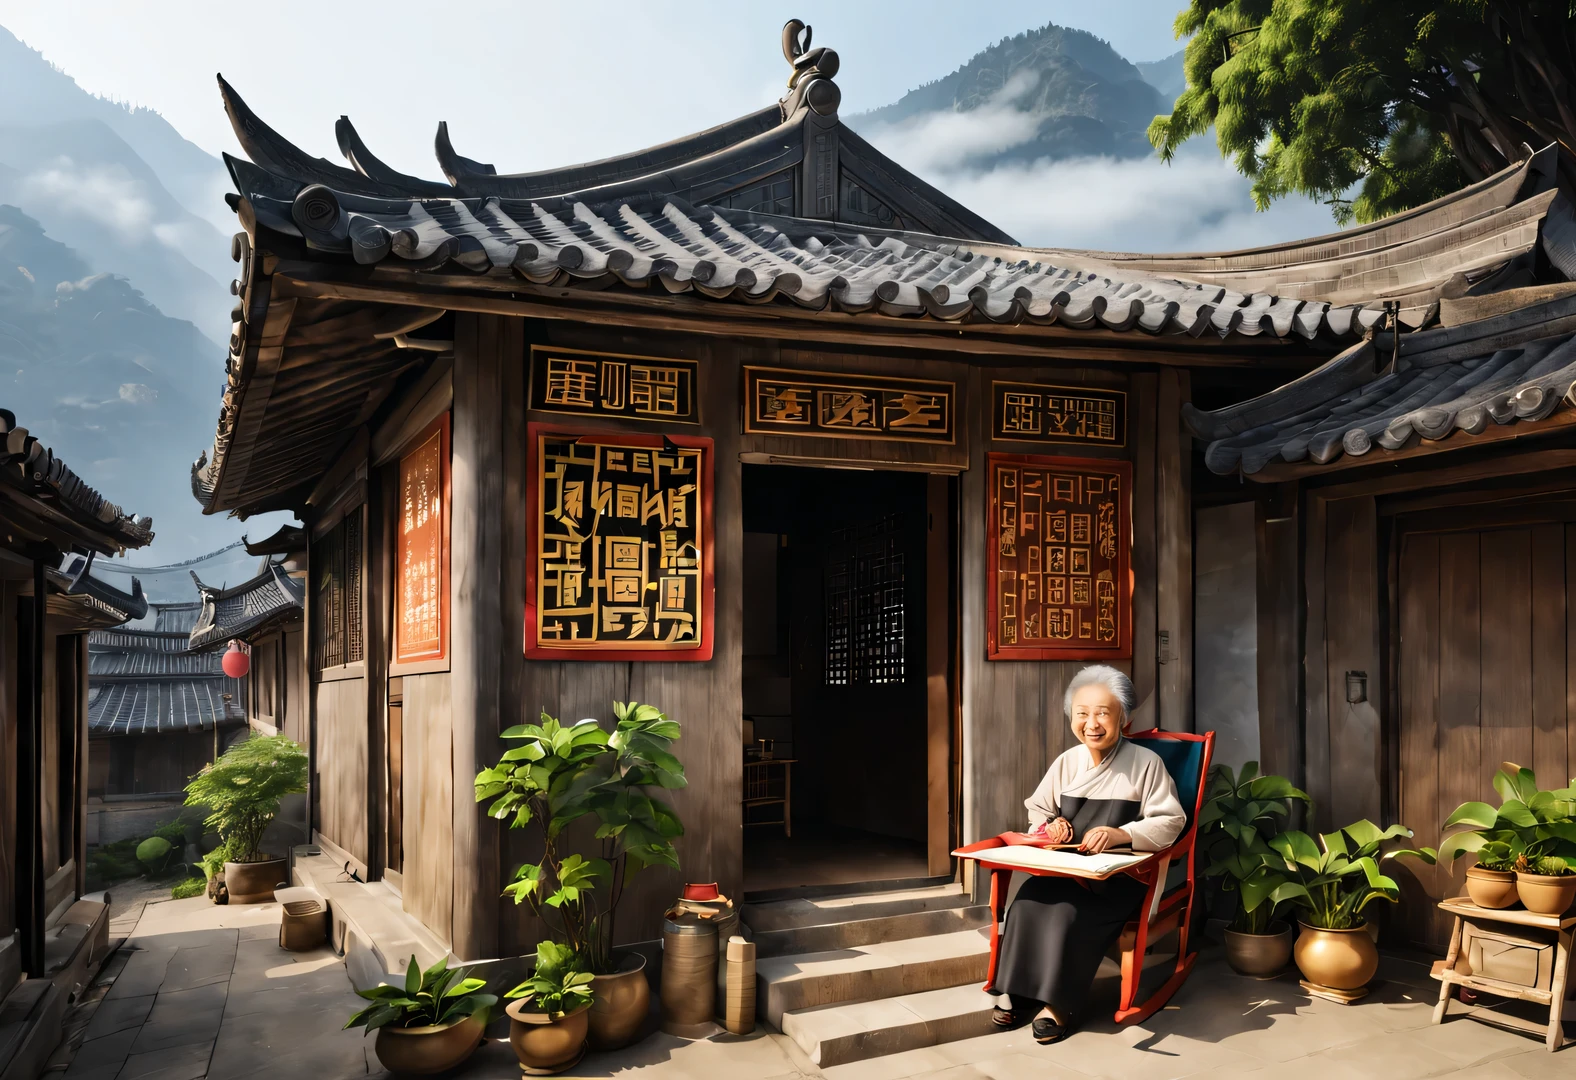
[853,24,1168,165]
[0,205,277,559]
[1136,49,1187,103]
[0,28,233,338]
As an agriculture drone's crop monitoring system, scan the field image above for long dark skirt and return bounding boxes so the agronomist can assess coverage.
[990,873,1148,1018]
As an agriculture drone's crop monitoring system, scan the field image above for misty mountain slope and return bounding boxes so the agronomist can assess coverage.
[853,23,1167,165]
[0,28,232,236]
[1136,50,1186,103]
[0,204,248,556]
[0,118,232,336]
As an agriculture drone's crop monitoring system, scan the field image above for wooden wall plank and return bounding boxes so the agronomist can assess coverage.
[1479,528,1533,774]
[1530,524,1567,788]
[403,672,453,948]
[315,677,369,868]
[1156,368,1193,731]
[926,474,951,876]
[1436,531,1482,935]
[1255,492,1301,784]
[1302,494,1331,829]
[1323,497,1381,826]
[1567,526,1576,786]
[450,312,504,960]
[1396,534,1444,949]
[1130,373,1158,731]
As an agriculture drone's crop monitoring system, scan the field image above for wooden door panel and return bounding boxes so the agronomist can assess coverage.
[1479,529,1533,774]
[1531,526,1567,788]
[1397,533,1443,949]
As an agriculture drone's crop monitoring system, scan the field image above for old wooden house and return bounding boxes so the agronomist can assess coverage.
[0,412,152,1080]
[190,23,1576,963]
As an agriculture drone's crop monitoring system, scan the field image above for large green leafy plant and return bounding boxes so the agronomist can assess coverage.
[345,957,496,1033]
[475,701,686,974]
[1199,762,1311,934]
[506,941,596,1018]
[1439,765,1576,877]
[184,735,307,864]
[1266,820,1437,930]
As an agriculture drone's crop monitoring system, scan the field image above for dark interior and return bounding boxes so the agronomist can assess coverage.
[740,464,933,894]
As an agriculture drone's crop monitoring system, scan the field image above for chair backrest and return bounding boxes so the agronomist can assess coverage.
[1126,729,1215,838]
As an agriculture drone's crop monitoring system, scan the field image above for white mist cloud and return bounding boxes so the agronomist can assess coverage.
[865,69,1045,175]
[18,155,205,255]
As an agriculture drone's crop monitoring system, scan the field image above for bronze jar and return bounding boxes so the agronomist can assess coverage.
[587,952,650,1051]
[1464,865,1519,909]
[372,1014,485,1076]
[1223,922,1293,977]
[506,999,589,1075]
[1293,921,1378,990]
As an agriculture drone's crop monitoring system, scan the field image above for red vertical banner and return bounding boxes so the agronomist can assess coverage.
[395,414,449,664]
[986,453,1132,661]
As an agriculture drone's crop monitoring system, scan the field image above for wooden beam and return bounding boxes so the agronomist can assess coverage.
[1243,406,1576,483]
[271,272,1318,370]
[926,474,950,877]
[1155,368,1193,732]
[1255,485,1302,789]
[371,358,454,467]
[1313,447,1576,501]
[1302,492,1332,832]
[1129,372,1158,731]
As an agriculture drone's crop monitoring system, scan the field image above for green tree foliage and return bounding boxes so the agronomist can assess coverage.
[1150,2,1576,224]
[184,735,307,864]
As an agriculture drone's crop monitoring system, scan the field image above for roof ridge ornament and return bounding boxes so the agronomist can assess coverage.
[781,19,840,117]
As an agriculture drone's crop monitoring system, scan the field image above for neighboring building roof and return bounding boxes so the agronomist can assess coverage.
[60,553,149,624]
[152,602,202,634]
[89,644,226,678]
[1185,289,1576,476]
[87,677,244,736]
[0,408,153,554]
[243,523,306,556]
[188,560,305,650]
[91,628,195,652]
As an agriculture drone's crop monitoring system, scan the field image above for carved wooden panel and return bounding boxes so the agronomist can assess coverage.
[528,345,699,424]
[395,414,449,664]
[743,366,954,443]
[987,453,1132,661]
[991,381,1126,448]
[525,425,714,660]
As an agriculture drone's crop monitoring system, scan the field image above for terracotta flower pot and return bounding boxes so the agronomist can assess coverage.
[372,1014,485,1076]
[587,952,650,1052]
[506,999,589,1075]
[1464,865,1519,909]
[223,858,286,904]
[1293,921,1379,991]
[1224,922,1293,977]
[1515,872,1576,916]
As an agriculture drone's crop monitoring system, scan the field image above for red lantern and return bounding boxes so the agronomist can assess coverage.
[222,640,250,679]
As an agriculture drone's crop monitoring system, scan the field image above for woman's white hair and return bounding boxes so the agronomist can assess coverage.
[1062,664,1137,724]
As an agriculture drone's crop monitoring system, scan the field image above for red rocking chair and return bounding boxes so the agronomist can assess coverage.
[956,729,1215,1026]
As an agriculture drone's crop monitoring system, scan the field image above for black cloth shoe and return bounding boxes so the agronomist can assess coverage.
[1031,1016,1068,1044]
[991,1004,1028,1029]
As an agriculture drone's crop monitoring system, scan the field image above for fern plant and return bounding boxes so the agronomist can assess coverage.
[184,735,307,864]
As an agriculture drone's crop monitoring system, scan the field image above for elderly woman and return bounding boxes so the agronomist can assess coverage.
[989,664,1185,1045]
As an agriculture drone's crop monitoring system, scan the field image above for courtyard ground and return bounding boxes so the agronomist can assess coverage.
[52,896,1572,1080]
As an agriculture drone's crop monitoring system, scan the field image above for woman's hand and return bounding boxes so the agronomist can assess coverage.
[1078,826,1130,854]
[1045,818,1073,844]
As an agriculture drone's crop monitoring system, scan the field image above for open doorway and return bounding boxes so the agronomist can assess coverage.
[741,463,955,895]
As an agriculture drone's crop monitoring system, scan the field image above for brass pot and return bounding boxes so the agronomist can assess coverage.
[1515,872,1576,916]
[506,999,589,1076]
[1224,922,1293,977]
[372,1014,485,1076]
[587,952,649,1052]
[1293,921,1378,991]
[1464,865,1519,909]
[223,858,287,904]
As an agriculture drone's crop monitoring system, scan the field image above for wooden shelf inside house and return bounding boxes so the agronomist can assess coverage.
[1430,897,1575,1052]
[742,759,795,837]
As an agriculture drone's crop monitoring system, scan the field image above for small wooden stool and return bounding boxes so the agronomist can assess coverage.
[1429,896,1574,1052]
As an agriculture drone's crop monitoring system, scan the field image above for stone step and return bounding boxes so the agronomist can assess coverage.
[755,928,990,1030]
[780,983,998,1068]
[744,883,971,933]
[751,905,992,958]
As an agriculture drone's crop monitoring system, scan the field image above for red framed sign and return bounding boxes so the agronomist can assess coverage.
[525,424,715,661]
[394,413,450,665]
[986,453,1132,661]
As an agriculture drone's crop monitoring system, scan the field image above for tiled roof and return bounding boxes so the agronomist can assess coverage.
[188,560,304,649]
[243,524,306,557]
[0,409,153,552]
[60,554,148,624]
[1185,289,1576,475]
[87,677,244,736]
[88,642,226,678]
[90,628,194,652]
[153,602,201,634]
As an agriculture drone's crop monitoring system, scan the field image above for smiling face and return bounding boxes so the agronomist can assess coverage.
[1068,683,1124,757]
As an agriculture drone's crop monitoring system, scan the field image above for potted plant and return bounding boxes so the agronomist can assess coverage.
[1440,764,1576,914]
[475,700,685,1053]
[1198,762,1310,976]
[345,956,496,1075]
[1266,819,1436,992]
[184,734,307,903]
[504,941,597,1075]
